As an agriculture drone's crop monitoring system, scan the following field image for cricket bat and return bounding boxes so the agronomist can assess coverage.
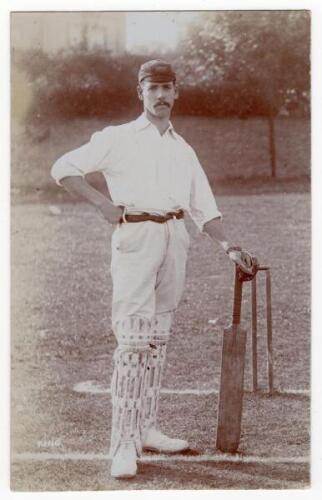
[216,266,247,453]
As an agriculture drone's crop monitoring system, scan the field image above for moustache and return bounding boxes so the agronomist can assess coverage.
[155,102,170,108]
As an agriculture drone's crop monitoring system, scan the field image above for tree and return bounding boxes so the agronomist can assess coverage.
[176,11,310,177]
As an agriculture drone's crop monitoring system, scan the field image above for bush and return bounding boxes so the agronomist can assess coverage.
[16,47,309,122]
[18,48,146,121]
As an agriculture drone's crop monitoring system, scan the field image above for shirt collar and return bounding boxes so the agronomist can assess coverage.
[134,113,177,139]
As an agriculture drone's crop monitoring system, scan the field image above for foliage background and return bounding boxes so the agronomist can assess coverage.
[11,10,310,194]
[13,11,310,122]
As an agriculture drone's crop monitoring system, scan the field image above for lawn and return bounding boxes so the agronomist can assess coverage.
[11,190,310,490]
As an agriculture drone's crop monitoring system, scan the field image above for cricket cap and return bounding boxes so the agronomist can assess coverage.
[138,59,176,83]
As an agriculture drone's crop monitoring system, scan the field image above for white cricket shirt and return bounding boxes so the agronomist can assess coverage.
[51,113,222,230]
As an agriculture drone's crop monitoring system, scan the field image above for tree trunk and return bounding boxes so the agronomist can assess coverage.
[268,114,277,178]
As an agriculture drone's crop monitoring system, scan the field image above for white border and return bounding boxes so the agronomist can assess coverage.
[2,1,321,499]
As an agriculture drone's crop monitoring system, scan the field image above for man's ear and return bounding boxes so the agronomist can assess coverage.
[137,84,143,100]
[174,83,179,100]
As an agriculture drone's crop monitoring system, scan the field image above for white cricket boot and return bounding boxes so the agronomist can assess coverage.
[110,440,137,479]
[142,428,189,453]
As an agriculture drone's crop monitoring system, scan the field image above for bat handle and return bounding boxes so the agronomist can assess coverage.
[232,266,243,326]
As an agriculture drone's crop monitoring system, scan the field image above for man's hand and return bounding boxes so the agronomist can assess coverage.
[96,199,123,224]
[202,218,258,276]
[60,176,123,224]
[227,247,258,276]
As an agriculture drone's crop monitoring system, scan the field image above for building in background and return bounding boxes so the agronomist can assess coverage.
[11,12,127,125]
[11,12,126,54]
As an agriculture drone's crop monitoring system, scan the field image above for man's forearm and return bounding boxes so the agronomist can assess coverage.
[204,217,256,274]
[60,176,108,208]
[203,217,230,252]
[60,176,123,223]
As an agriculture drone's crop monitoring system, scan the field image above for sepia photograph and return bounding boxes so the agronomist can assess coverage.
[9,6,312,492]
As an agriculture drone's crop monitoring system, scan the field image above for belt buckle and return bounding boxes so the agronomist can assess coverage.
[172,209,182,220]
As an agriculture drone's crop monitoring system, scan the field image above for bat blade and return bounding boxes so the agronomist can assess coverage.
[216,324,247,453]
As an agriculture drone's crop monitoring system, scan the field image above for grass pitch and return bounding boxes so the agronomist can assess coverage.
[11,192,310,490]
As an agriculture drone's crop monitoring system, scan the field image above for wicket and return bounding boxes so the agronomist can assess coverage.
[251,266,273,394]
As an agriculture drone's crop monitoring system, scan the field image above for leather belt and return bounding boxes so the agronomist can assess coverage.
[121,209,184,224]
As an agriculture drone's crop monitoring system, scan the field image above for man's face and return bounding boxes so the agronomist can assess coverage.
[137,80,178,118]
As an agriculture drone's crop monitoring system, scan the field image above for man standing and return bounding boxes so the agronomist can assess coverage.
[51,60,255,479]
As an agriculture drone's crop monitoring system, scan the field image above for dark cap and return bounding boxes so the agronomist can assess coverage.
[138,59,176,83]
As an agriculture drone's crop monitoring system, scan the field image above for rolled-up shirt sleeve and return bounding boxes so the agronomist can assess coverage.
[189,149,222,231]
[51,126,116,186]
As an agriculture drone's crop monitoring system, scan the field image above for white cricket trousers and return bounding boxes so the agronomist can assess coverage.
[110,217,190,327]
